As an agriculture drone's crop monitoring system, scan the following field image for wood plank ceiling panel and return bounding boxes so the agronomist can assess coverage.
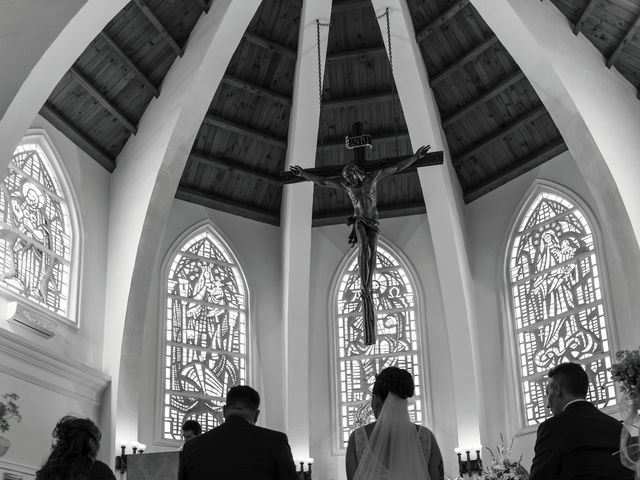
[42,0,205,170]
[179,0,301,222]
[407,0,567,200]
[551,0,640,91]
[102,3,176,86]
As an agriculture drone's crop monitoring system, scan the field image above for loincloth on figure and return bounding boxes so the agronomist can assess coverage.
[346,215,380,247]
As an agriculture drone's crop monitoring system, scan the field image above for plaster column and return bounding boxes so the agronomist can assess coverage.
[0,0,129,170]
[469,0,640,263]
[101,0,261,458]
[280,0,332,460]
[371,0,485,452]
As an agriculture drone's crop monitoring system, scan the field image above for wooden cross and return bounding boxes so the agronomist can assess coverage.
[281,123,443,185]
[282,123,443,345]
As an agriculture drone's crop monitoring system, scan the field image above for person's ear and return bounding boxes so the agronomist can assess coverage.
[222,405,228,418]
[254,409,260,424]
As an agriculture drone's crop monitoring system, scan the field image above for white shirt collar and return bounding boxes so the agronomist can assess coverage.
[563,398,590,411]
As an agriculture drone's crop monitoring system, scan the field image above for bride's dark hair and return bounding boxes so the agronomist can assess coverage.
[372,366,415,401]
[36,416,101,480]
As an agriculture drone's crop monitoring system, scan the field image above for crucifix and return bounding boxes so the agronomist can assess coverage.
[285,123,443,345]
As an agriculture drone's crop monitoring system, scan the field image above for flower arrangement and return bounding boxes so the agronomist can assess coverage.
[482,435,528,480]
[610,347,640,401]
[0,393,22,433]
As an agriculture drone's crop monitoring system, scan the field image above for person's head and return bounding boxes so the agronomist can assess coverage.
[546,362,589,416]
[51,416,101,459]
[342,164,365,186]
[37,416,102,480]
[370,367,415,419]
[181,420,202,442]
[223,385,260,424]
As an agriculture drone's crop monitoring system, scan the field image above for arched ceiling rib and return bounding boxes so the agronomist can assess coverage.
[39,0,637,225]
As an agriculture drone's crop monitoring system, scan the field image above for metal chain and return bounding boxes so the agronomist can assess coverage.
[316,19,330,164]
[378,7,400,157]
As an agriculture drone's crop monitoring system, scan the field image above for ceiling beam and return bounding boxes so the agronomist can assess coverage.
[39,104,116,172]
[573,0,598,35]
[326,46,387,63]
[463,139,567,203]
[203,114,288,149]
[416,0,469,43]
[221,75,292,106]
[442,70,525,127]
[331,0,371,14]
[189,151,282,184]
[133,0,183,56]
[430,36,499,87]
[176,186,280,225]
[68,67,137,134]
[98,32,159,97]
[312,202,426,226]
[323,91,395,109]
[606,12,640,68]
[453,104,548,164]
[243,32,297,60]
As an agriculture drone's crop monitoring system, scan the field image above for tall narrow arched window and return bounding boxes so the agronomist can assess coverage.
[507,185,616,426]
[0,138,75,319]
[162,225,248,440]
[333,241,425,449]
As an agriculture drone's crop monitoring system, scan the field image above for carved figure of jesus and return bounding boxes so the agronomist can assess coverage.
[290,145,431,344]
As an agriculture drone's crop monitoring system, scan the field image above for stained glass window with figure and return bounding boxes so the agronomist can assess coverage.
[334,242,424,449]
[0,142,73,317]
[508,188,616,426]
[162,227,248,440]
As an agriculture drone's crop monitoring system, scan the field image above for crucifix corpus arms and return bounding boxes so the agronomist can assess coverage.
[290,144,431,345]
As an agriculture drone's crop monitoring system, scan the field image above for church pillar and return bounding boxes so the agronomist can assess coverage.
[371,0,485,452]
[0,0,129,170]
[280,0,332,461]
[469,0,640,263]
[101,0,260,458]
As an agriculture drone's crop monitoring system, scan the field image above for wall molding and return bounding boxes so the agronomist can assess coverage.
[0,328,110,405]
[0,458,37,480]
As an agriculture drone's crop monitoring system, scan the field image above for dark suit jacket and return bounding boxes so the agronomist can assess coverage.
[178,416,298,480]
[530,401,634,480]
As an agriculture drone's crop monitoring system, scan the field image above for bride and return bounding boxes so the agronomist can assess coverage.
[345,366,444,480]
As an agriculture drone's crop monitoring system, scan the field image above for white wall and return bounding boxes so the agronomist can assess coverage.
[308,215,459,480]
[0,118,111,470]
[466,149,640,469]
[137,199,285,450]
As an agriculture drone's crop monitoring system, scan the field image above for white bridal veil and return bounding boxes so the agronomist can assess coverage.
[354,393,430,480]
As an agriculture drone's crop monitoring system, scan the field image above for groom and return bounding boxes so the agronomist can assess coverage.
[179,385,297,480]
[529,362,634,479]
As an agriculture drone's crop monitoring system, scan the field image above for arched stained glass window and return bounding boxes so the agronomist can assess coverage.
[334,242,424,448]
[162,226,248,440]
[0,142,73,317]
[508,187,616,426]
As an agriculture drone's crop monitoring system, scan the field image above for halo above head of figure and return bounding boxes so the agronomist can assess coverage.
[21,181,45,209]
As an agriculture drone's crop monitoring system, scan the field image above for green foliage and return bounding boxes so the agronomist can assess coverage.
[610,348,640,398]
[0,393,22,433]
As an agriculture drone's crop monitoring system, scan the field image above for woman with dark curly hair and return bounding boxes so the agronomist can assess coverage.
[36,416,116,480]
[345,366,444,480]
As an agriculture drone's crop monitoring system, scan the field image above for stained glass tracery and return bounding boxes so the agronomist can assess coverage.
[163,229,248,440]
[0,143,72,316]
[508,190,616,426]
[335,244,424,448]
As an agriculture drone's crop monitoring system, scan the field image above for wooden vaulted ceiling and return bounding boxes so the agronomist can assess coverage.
[39,0,638,226]
[550,0,640,95]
